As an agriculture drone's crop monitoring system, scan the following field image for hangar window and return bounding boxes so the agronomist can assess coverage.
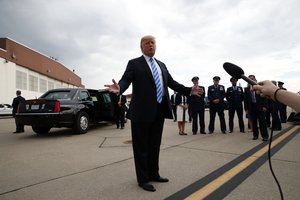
[16,70,27,90]
[29,75,38,92]
[39,78,47,93]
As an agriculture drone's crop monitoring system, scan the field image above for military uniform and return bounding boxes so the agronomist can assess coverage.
[189,76,206,134]
[225,78,245,133]
[208,76,226,133]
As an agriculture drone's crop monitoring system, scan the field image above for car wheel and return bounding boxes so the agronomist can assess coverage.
[73,111,89,134]
[32,126,51,134]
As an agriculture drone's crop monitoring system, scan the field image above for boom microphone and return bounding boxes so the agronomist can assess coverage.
[223,62,257,85]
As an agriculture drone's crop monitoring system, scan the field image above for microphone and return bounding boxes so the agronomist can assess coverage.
[223,62,257,85]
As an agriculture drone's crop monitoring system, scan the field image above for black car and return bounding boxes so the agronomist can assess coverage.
[16,88,117,134]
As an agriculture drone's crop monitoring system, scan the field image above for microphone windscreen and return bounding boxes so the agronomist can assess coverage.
[223,62,244,79]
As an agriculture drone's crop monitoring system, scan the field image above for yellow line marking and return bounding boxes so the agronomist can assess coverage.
[185,126,300,200]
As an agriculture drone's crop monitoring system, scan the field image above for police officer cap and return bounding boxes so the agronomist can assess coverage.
[230,77,237,82]
[278,81,284,85]
[191,76,199,81]
[213,76,220,80]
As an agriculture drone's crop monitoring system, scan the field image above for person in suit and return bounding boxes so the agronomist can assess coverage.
[170,91,177,121]
[268,81,282,131]
[175,93,188,135]
[208,76,227,134]
[244,75,269,141]
[253,80,300,112]
[116,94,127,129]
[225,77,245,133]
[12,90,25,133]
[189,76,206,134]
[245,83,253,132]
[104,35,202,192]
[277,81,287,123]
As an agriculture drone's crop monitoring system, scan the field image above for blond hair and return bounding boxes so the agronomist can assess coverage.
[140,35,156,46]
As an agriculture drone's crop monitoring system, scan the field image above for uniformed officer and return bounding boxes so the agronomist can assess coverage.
[189,76,206,135]
[208,76,227,134]
[244,75,269,141]
[225,77,245,133]
[278,81,287,123]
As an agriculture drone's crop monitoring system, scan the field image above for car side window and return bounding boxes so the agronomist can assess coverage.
[80,91,90,101]
[102,93,112,103]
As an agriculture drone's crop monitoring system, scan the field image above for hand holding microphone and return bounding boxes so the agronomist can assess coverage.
[223,62,300,112]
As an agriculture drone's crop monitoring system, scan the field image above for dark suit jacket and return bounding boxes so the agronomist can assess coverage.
[175,93,188,106]
[188,86,205,111]
[208,84,226,108]
[12,95,25,117]
[118,55,191,122]
[117,95,127,112]
[244,87,267,112]
[226,86,244,108]
[170,94,176,105]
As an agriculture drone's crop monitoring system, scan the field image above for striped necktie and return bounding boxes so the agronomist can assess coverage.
[149,58,163,103]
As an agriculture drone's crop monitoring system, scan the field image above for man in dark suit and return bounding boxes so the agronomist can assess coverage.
[170,91,177,121]
[189,76,206,134]
[225,77,245,133]
[244,75,269,141]
[12,90,25,133]
[208,76,227,134]
[105,35,201,192]
[116,94,127,129]
[278,81,287,123]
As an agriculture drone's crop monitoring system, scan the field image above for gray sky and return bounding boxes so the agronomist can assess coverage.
[1,0,300,94]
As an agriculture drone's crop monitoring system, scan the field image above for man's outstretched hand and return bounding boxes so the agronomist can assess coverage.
[191,85,204,96]
[104,79,120,94]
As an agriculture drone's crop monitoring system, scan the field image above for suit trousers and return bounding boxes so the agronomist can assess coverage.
[14,117,24,132]
[250,105,269,139]
[209,105,226,132]
[228,106,245,132]
[131,103,165,184]
[192,109,205,133]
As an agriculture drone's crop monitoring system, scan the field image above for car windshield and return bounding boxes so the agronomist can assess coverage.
[42,91,73,100]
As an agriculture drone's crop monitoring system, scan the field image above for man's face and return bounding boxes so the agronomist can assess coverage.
[213,79,219,85]
[141,38,156,57]
[192,80,198,85]
[231,80,237,86]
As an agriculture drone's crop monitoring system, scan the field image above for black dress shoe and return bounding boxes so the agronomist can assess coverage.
[150,176,169,182]
[229,130,233,133]
[222,131,227,134]
[13,131,21,134]
[200,131,206,134]
[252,137,258,140]
[262,138,268,142]
[138,183,156,192]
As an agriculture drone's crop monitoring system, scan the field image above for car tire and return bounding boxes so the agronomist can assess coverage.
[73,111,89,134]
[32,126,51,134]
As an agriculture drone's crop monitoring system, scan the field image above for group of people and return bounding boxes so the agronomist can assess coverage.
[170,75,288,142]
[104,35,299,192]
[7,35,299,193]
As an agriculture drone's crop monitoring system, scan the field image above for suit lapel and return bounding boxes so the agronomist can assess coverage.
[140,56,156,84]
[156,59,167,88]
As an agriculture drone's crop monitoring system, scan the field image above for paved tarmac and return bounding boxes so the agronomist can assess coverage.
[0,112,299,200]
